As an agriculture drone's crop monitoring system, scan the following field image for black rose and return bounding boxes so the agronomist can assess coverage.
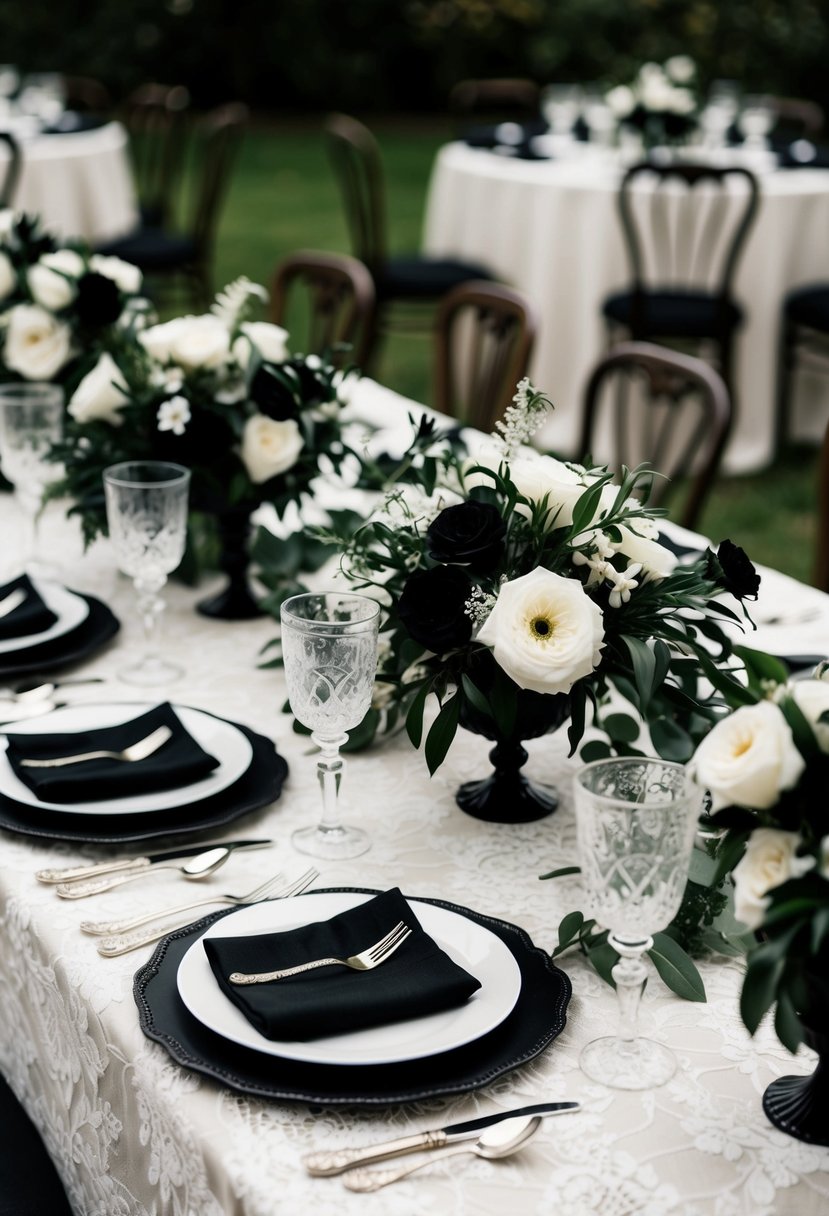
[427,501,506,573]
[397,565,473,653]
[249,364,298,421]
[75,272,122,327]
[152,408,235,475]
[706,539,760,600]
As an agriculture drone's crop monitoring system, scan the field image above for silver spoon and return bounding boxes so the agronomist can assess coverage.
[0,677,104,704]
[342,1115,544,1192]
[55,845,237,899]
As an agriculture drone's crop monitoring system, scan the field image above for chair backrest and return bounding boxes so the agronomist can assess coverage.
[618,161,759,317]
[324,113,386,271]
[189,102,248,254]
[772,96,824,140]
[449,78,541,119]
[270,250,376,369]
[815,416,829,592]
[0,132,21,208]
[433,280,537,433]
[578,340,732,530]
[123,82,191,227]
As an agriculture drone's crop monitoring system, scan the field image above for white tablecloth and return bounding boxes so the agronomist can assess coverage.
[1,382,829,1215]
[422,142,829,473]
[1,120,138,243]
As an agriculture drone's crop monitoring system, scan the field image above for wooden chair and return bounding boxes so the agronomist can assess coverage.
[432,281,537,432]
[578,341,732,530]
[772,97,824,141]
[0,1073,72,1216]
[98,102,247,310]
[324,113,496,371]
[270,250,376,368]
[122,82,191,228]
[603,162,760,399]
[816,416,829,592]
[0,133,21,207]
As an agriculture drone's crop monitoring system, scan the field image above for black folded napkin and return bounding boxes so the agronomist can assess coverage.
[0,575,57,641]
[5,702,220,803]
[205,888,482,1041]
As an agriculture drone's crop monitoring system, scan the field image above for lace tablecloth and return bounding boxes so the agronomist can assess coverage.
[1,395,829,1215]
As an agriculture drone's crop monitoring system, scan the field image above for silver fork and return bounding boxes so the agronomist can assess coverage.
[0,587,27,619]
[229,920,411,985]
[92,868,319,956]
[20,724,173,768]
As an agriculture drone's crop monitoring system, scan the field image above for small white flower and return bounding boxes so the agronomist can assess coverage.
[606,562,642,608]
[67,352,129,425]
[4,303,72,379]
[732,828,814,930]
[88,254,143,294]
[692,700,805,811]
[28,249,84,311]
[0,250,14,301]
[477,566,605,696]
[612,525,677,581]
[240,413,304,483]
[156,395,191,436]
[571,550,611,587]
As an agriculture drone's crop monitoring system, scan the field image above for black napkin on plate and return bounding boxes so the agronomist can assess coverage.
[204,887,482,1041]
[0,574,57,641]
[5,702,220,803]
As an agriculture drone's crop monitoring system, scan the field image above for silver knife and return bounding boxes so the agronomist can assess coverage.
[35,839,273,885]
[302,1101,580,1176]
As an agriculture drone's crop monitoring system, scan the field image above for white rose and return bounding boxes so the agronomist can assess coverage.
[693,700,805,811]
[232,321,289,368]
[67,352,129,426]
[789,678,829,753]
[3,304,72,379]
[477,567,605,695]
[612,525,677,581]
[665,55,696,85]
[167,314,231,370]
[240,413,304,483]
[465,448,593,529]
[28,249,84,311]
[732,828,814,929]
[0,250,14,301]
[88,254,143,294]
[139,317,185,363]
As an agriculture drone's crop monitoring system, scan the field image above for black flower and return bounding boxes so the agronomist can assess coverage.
[249,364,298,421]
[707,539,760,600]
[75,272,122,327]
[397,565,473,652]
[427,501,506,573]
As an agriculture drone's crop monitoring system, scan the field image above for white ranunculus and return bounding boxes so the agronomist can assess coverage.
[789,678,829,753]
[67,352,129,426]
[232,321,289,368]
[477,566,605,695]
[88,254,143,294]
[0,250,14,301]
[612,525,678,581]
[732,828,814,929]
[28,249,84,311]
[693,700,805,811]
[240,413,304,483]
[3,304,72,379]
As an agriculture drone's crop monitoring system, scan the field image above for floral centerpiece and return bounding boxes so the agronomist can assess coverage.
[606,57,698,148]
[315,379,756,823]
[50,277,357,617]
[692,655,829,1143]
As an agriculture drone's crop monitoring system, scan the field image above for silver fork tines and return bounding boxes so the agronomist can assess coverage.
[229,920,412,985]
[20,724,173,768]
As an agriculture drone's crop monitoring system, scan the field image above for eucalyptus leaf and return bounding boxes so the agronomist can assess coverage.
[648,931,706,1002]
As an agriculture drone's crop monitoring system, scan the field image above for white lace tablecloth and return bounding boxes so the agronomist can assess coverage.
[422,141,829,474]
[1,386,829,1215]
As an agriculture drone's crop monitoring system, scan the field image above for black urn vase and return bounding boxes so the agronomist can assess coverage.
[455,650,571,824]
[762,995,829,1146]
[196,502,263,621]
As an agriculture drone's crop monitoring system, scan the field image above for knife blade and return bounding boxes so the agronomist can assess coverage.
[35,839,273,885]
[302,1101,579,1176]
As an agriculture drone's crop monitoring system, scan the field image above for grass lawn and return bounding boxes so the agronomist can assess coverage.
[205,117,822,585]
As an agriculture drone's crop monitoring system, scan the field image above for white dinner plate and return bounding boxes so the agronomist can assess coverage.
[176,891,523,1066]
[0,701,253,815]
[0,578,89,655]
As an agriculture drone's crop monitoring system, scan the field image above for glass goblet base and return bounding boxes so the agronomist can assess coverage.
[579,1034,676,1090]
[119,655,184,687]
[291,822,370,860]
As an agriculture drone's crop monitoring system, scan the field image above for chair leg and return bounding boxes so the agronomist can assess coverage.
[775,317,797,458]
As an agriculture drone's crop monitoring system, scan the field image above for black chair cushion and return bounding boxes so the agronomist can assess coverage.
[95,227,197,271]
[377,255,495,301]
[603,290,743,339]
[785,284,829,332]
[0,1075,72,1216]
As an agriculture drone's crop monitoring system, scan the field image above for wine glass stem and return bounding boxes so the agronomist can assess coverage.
[135,576,166,658]
[312,733,349,832]
[609,935,653,1044]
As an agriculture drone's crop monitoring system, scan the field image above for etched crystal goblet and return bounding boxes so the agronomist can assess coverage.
[0,383,63,576]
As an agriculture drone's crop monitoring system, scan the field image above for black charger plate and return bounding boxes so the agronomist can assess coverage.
[134,887,572,1107]
[0,594,119,679]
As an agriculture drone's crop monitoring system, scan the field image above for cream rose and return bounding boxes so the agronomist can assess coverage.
[232,321,289,368]
[789,678,829,753]
[240,413,304,483]
[141,314,231,370]
[0,250,14,301]
[88,254,143,294]
[3,304,72,379]
[477,567,605,695]
[693,700,804,811]
[139,317,185,362]
[612,525,678,581]
[27,249,85,311]
[67,352,129,426]
[465,448,594,529]
[732,828,814,929]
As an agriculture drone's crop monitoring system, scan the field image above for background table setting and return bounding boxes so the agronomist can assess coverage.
[0,368,827,1216]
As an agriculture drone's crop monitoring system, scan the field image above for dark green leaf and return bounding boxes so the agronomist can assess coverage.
[342,708,380,752]
[584,937,618,987]
[733,645,790,691]
[556,910,584,951]
[580,739,612,763]
[648,932,707,1002]
[461,674,493,720]
[740,930,797,1034]
[650,717,694,762]
[424,693,461,775]
[622,635,657,714]
[712,830,751,886]
[538,865,581,880]
[774,987,805,1054]
[604,713,642,744]
[405,682,430,749]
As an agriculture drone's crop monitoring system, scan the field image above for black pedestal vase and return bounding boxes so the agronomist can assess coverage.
[196,503,264,621]
[762,982,829,1146]
[455,650,571,824]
